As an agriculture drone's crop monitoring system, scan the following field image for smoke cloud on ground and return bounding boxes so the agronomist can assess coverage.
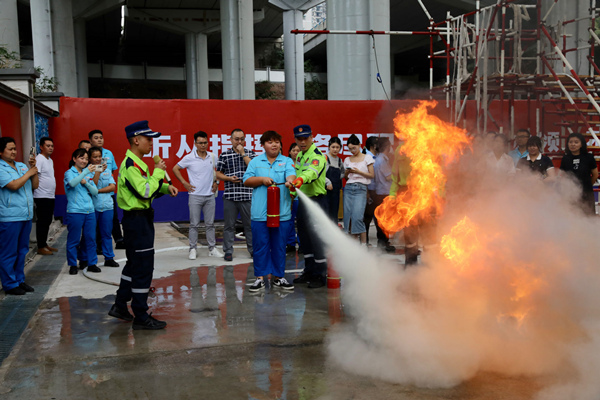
[296,154,600,399]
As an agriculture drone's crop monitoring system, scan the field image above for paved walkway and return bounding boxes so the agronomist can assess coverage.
[0,223,540,399]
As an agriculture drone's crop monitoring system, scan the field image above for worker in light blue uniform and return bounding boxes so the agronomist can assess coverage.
[64,148,99,275]
[89,146,119,268]
[243,130,296,292]
[0,137,38,295]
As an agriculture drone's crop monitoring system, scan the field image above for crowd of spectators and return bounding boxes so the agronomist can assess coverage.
[1,125,598,296]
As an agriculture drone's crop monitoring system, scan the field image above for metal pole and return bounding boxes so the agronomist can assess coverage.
[541,54,600,144]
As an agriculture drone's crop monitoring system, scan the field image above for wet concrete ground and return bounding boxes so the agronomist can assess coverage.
[0,223,541,399]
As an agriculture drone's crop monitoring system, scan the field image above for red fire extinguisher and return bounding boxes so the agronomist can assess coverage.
[267,184,280,227]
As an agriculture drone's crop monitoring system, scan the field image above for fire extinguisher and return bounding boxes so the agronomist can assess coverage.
[267,184,280,228]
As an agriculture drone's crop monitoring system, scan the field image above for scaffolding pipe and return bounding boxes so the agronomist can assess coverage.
[540,55,600,146]
[592,0,597,77]
[499,1,507,133]
[475,0,481,133]
[456,2,501,123]
[416,0,433,21]
[290,29,438,35]
[542,0,561,22]
[541,24,600,146]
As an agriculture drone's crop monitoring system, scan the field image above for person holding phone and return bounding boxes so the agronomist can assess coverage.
[64,149,99,275]
[0,137,38,295]
[343,134,375,245]
[89,147,119,268]
[89,129,125,249]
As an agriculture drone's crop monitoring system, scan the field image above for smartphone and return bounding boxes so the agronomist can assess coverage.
[95,165,103,172]
[102,157,109,167]
[29,146,36,158]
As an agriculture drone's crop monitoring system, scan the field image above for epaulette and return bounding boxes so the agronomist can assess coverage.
[125,158,135,168]
[314,147,323,156]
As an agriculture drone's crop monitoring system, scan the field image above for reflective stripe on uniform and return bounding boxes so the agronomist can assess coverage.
[135,247,154,253]
[132,288,150,293]
[304,253,314,258]
[121,274,132,282]
[144,182,150,198]
[315,258,327,263]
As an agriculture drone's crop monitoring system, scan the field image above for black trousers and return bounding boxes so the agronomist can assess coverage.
[372,194,390,245]
[296,195,328,280]
[112,194,123,241]
[34,198,55,248]
[115,209,155,320]
[363,190,377,243]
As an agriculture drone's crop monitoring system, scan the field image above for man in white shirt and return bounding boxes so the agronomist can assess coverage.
[173,131,223,260]
[34,137,57,255]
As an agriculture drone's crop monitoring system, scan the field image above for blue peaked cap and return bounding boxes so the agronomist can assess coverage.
[125,120,161,139]
[293,124,312,138]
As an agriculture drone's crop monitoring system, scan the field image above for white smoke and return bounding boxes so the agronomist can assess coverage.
[296,159,600,399]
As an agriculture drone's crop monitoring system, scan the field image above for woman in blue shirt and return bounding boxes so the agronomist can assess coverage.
[243,131,296,292]
[0,137,38,295]
[64,148,99,275]
[89,147,119,268]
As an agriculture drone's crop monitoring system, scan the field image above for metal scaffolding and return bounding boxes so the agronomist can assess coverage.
[292,1,600,156]
[428,0,600,156]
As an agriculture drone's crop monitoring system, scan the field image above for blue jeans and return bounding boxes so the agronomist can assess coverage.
[96,210,115,260]
[66,213,97,267]
[0,220,32,291]
[343,183,368,234]
[251,220,292,278]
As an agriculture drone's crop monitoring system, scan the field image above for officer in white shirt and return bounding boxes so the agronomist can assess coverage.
[33,137,57,255]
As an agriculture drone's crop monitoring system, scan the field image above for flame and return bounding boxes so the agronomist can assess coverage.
[374,100,470,235]
[439,216,479,271]
[439,216,547,330]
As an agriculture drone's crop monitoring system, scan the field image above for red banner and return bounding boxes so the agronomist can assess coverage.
[50,98,449,195]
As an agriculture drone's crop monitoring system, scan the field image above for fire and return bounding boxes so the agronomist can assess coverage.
[374,100,470,235]
[439,216,479,271]
[439,216,546,330]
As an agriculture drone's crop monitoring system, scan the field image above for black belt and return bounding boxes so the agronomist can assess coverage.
[123,208,153,216]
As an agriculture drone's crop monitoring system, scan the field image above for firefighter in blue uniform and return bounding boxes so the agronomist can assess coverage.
[107,120,178,330]
[290,124,328,288]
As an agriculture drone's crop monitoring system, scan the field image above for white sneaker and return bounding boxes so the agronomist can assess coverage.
[189,248,197,260]
[208,248,224,257]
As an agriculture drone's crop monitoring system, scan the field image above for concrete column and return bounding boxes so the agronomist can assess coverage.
[197,33,209,99]
[221,0,255,99]
[185,33,199,99]
[185,32,209,99]
[270,0,325,100]
[327,0,370,100]
[282,9,305,100]
[30,0,55,78]
[74,19,89,97]
[0,0,20,58]
[369,0,390,100]
[51,0,77,96]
